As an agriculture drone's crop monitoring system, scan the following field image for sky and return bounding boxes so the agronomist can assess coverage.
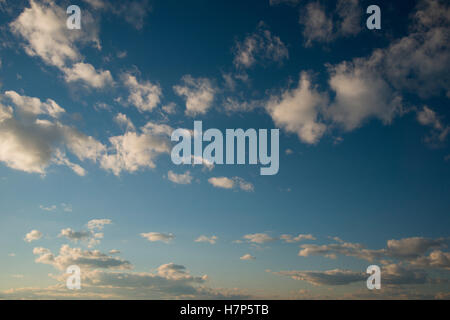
[0,0,449,299]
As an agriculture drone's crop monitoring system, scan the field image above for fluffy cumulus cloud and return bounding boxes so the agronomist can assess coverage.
[167,170,193,185]
[24,230,42,242]
[233,22,288,68]
[173,75,216,116]
[266,72,327,144]
[208,176,254,192]
[325,61,403,131]
[100,122,172,175]
[122,73,162,112]
[63,63,113,89]
[140,232,175,244]
[195,235,218,245]
[0,90,107,175]
[10,0,111,89]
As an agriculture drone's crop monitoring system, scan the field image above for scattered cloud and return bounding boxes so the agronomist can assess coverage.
[140,232,175,244]
[33,245,132,271]
[240,254,256,261]
[167,170,193,185]
[195,235,218,245]
[63,63,114,89]
[281,234,316,243]
[174,75,216,116]
[24,230,42,243]
[233,22,288,68]
[242,233,277,244]
[100,122,172,175]
[121,72,162,112]
[266,72,327,144]
[299,0,362,47]
[208,176,254,191]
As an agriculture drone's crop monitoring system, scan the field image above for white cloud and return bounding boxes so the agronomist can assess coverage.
[63,63,114,89]
[266,72,327,144]
[195,235,218,245]
[208,177,234,189]
[233,22,288,68]
[10,0,109,90]
[242,233,277,244]
[162,102,176,114]
[100,122,172,175]
[87,219,112,231]
[208,176,254,191]
[122,73,162,112]
[174,75,216,116]
[140,232,175,244]
[240,254,256,261]
[10,0,99,68]
[325,61,403,131]
[24,230,42,242]
[4,90,65,118]
[0,91,105,175]
[281,234,316,243]
[114,113,135,131]
[167,170,193,185]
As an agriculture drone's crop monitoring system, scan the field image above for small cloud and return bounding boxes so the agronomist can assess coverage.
[11,274,24,279]
[8,253,16,257]
[240,254,256,261]
[141,232,175,244]
[24,230,42,243]
[242,233,277,244]
[61,203,72,212]
[168,170,193,185]
[280,234,316,243]
[285,149,294,155]
[208,176,254,192]
[39,205,57,212]
[109,249,120,255]
[195,235,218,245]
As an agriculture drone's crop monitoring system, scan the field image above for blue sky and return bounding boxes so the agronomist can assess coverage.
[0,0,449,299]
